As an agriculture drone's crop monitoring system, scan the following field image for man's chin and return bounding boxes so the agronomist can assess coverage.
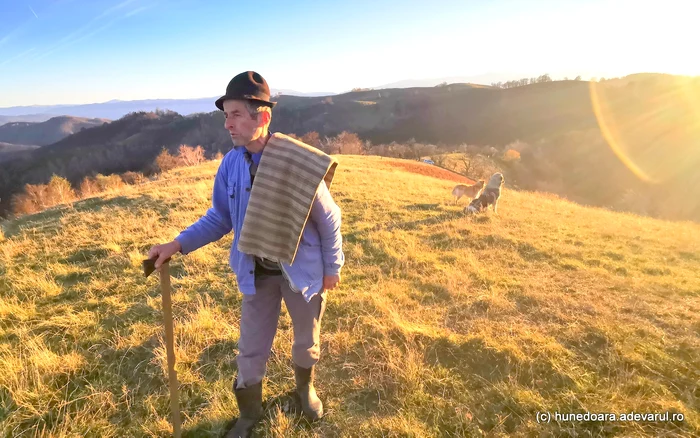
[231,135,252,147]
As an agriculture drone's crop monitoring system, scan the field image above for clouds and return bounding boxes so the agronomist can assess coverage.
[0,2,42,50]
[28,5,39,19]
[0,47,36,68]
[124,6,150,18]
[96,0,140,20]
[0,34,12,48]
[0,24,29,50]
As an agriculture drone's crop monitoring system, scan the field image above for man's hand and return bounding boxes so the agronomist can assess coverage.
[323,274,340,290]
[147,240,182,270]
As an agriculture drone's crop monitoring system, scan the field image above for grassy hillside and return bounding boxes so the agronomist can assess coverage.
[3,74,699,224]
[1,156,699,437]
[0,111,229,219]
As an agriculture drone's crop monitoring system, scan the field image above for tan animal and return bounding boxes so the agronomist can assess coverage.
[452,180,485,204]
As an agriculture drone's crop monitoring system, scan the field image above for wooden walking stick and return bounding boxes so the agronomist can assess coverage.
[144,256,182,438]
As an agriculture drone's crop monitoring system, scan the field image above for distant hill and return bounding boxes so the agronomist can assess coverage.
[0,73,698,222]
[0,142,41,163]
[271,81,598,144]
[0,142,39,151]
[0,116,110,147]
[13,81,603,147]
[0,89,337,123]
[373,73,519,89]
[273,89,337,97]
[0,114,57,125]
[0,98,221,121]
[0,109,225,217]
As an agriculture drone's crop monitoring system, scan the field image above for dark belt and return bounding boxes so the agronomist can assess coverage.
[254,260,282,276]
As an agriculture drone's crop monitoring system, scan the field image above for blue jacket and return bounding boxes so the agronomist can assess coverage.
[175,144,344,302]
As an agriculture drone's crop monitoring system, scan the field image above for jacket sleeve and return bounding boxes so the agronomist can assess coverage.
[309,182,344,276]
[175,157,233,254]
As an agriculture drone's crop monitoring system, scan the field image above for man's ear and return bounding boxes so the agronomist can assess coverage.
[258,110,271,127]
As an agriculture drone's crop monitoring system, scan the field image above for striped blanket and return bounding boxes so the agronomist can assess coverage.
[237,133,338,265]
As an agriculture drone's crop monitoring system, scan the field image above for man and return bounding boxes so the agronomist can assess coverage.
[148,71,344,437]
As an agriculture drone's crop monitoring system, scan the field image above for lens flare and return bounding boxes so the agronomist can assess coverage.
[589,75,700,185]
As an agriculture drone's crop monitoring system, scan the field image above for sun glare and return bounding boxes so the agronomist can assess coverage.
[589,75,700,184]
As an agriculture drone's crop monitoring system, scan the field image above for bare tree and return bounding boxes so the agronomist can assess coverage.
[79,176,100,198]
[179,144,205,166]
[120,171,145,185]
[24,183,48,210]
[327,131,364,155]
[301,131,322,149]
[459,153,473,176]
[46,175,76,205]
[432,154,447,167]
[95,174,124,192]
[155,147,182,172]
[11,192,39,216]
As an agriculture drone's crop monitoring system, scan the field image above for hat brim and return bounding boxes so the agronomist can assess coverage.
[215,95,277,111]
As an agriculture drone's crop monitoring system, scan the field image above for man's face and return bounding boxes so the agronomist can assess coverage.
[222,99,264,147]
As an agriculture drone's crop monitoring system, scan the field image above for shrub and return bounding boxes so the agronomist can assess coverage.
[432,154,448,167]
[326,131,364,155]
[178,144,205,166]
[503,149,521,162]
[120,171,145,185]
[79,176,100,198]
[11,190,41,216]
[155,148,181,172]
[301,131,322,149]
[46,175,76,205]
[94,174,124,192]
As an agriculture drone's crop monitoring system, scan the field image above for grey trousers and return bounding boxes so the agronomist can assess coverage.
[235,273,326,388]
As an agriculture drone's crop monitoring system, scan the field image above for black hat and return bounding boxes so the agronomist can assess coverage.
[215,71,276,110]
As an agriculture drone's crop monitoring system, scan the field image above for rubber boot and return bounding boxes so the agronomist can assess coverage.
[225,379,263,438]
[294,364,323,421]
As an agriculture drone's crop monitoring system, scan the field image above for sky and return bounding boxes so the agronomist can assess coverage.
[0,0,698,107]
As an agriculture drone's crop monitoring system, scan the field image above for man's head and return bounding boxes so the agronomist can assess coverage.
[223,99,272,152]
[216,71,276,152]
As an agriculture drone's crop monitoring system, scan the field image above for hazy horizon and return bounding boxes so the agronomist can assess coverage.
[1,0,698,107]
[0,71,630,110]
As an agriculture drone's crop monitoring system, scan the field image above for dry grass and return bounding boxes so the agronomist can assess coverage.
[0,156,698,437]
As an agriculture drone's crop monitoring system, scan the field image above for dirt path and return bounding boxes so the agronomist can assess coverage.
[385,160,476,184]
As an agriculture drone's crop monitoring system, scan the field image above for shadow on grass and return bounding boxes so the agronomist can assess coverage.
[181,376,315,437]
[421,334,576,393]
[406,203,441,211]
[54,270,92,288]
[183,421,229,438]
[72,194,171,216]
[2,194,171,239]
[1,206,68,238]
[0,387,13,423]
[386,210,463,231]
[408,280,452,304]
[197,339,239,383]
[62,247,110,264]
